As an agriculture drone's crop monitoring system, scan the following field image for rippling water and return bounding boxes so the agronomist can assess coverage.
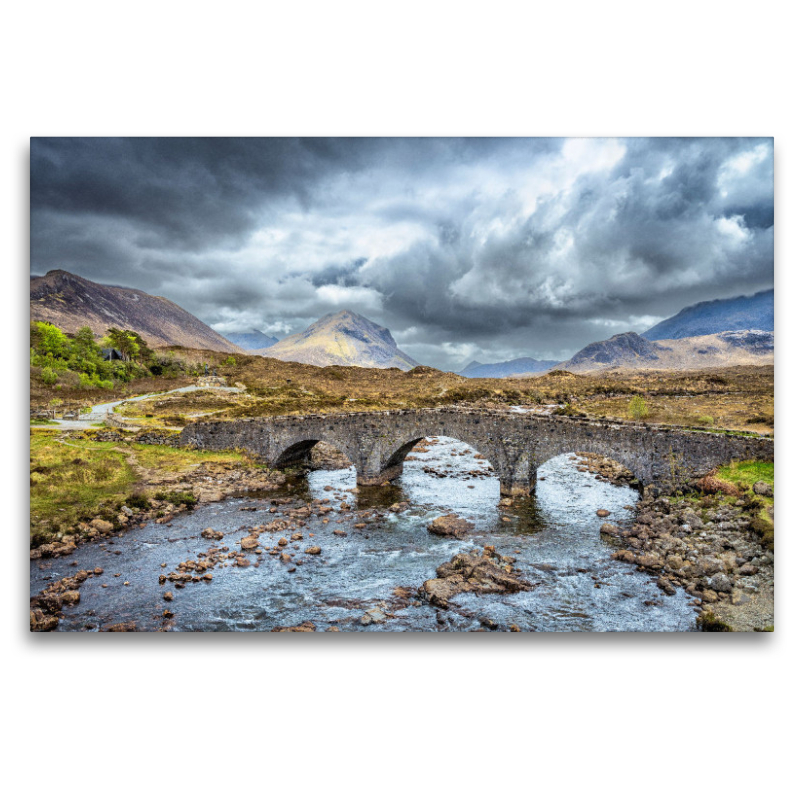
[31,437,697,632]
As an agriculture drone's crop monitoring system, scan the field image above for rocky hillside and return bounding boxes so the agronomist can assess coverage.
[254,310,419,370]
[459,357,559,378]
[30,270,242,353]
[556,330,774,373]
[642,289,773,340]
[223,329,279,351]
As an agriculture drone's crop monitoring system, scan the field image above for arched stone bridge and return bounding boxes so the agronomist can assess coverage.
[180,408,774,497]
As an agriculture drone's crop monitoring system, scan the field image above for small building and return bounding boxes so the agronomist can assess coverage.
[101,348,124,361]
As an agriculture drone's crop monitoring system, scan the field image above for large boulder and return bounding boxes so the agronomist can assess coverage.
[90,518,114,534]
[635,552,665,571]
[753,481,773,497]
[708,572,733,593]
[426,514,475,538]
[697,556,726,576]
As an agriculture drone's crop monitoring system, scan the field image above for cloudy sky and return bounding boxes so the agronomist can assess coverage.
[30,137,773,371]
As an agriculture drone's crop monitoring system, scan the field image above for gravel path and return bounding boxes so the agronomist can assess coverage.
[32,384,244,430]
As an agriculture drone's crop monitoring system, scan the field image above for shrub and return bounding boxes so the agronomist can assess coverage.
[697,415,714,426]
[695,474,741,496]
[154,490,197,508]
[41,367,58,386]
[628,395,649,420]
[750,517,774,551]
[746,414,774,425]
[124,492,151,510]
[697,612,733,632]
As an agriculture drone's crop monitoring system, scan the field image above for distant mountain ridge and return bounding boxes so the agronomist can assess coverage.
[556,330,773,373]
[256,310,419,370]
[30,270,242,353]
[642,289,773,340]
[459,357,559,378]
[223,329,279,351]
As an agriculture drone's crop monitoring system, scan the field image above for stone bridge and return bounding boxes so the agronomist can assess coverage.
[180,408,774,497]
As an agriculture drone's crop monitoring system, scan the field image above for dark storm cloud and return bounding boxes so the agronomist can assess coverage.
[30,137,773,370]
[309,258,368,288]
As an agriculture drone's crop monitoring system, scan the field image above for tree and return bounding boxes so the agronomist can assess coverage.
[105,328,140,361]
[73,326,98,354]
[127,331,153,361]
[628,395,649,421]
[35,322,68,357]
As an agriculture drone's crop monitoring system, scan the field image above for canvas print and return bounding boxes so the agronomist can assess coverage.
[29,137,774,633]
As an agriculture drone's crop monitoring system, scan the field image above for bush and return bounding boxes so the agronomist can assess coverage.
[750,517,774,551]
[697,415,714,426]
[124,492,151,510]
[154,490,197,508]
[695,474,741,496]
[628,395,649,420]
[41,367,58,386]
[697,612,733,632]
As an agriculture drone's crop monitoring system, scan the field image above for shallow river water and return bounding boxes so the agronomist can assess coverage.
[31,437,698,632]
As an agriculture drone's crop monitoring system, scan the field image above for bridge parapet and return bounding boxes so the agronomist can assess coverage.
[180,408,774,497]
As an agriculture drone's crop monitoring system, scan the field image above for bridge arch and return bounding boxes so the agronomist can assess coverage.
[377,434,500,486]
[272,436,357,472]
[533,448,640,490]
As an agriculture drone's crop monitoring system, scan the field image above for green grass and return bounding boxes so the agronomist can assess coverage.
[716,460,774,551]
[29,418,52,426]
[30,431,259,546]
[30,431,136,544]
[130,441,251,471]
[717,460,774,489]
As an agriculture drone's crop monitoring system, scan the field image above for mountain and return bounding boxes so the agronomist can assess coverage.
[255,309,419,370]
[556,330,774,373]
[30,270,242,353]
[459,357,559,378]
[223,329,279,351]
[642,289,774,340]
[461,360,483,373]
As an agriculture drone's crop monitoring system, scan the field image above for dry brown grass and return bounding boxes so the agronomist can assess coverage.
[32,343,774,437]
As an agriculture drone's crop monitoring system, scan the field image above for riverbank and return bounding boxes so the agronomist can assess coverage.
[30,427,286,552]
[575,454,774,631]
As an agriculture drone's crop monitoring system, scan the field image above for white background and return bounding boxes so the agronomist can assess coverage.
[3,2,796,798]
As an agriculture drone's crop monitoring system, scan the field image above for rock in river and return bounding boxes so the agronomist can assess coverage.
[420,546,532,609]
[426,514,475,539]
[271,621,316,632]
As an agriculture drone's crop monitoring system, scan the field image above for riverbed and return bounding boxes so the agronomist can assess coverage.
[31,437,698,632]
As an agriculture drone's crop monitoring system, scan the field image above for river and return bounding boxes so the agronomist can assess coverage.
[31,436,698,632]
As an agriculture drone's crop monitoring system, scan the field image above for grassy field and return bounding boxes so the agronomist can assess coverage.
[29,429,257,545]
[30,431,136,545]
